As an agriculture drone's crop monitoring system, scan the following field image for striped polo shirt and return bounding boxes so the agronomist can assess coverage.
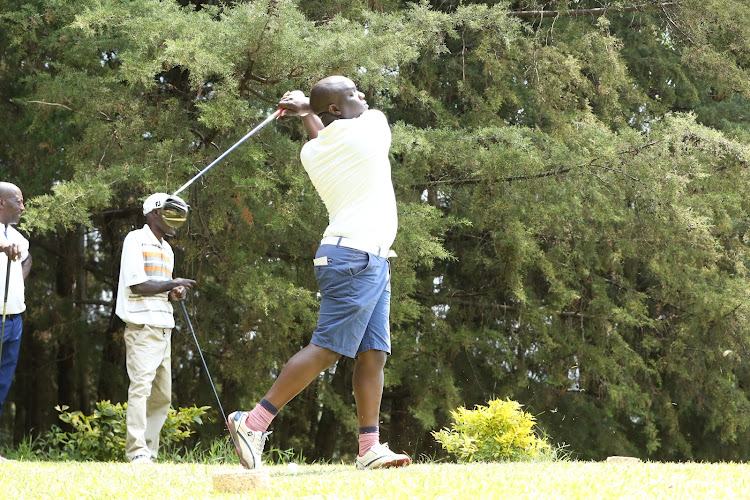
[115,224,175,328]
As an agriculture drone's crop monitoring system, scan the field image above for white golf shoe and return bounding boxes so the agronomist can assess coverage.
[227,411,271,469]
[356,442,411,470]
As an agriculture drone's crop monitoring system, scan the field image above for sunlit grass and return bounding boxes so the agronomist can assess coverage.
[1,460,748,499]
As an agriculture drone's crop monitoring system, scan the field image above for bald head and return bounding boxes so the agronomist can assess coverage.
[0,181,25,226]
[0,182,20,199]
[310,76,352,114]
[310,76,368,125]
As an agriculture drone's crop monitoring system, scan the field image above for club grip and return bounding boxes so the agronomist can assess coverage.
[2,258,11,305]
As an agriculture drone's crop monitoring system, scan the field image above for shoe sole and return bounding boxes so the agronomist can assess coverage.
[379,457,410,468]
[358,456,411,470]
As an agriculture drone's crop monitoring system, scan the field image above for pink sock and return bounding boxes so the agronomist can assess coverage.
[358,429,380,457]
[243,399,278,432]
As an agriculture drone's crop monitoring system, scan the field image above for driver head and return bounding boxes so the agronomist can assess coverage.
[143,193,190,228]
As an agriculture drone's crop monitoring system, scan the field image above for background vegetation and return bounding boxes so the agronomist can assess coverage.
[1,0,749,462]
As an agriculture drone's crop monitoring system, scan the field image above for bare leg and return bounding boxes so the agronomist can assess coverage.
[352,349,387,428]
[264,343,341,410]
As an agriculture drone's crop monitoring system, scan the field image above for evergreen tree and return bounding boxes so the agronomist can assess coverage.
[1,0,749,461]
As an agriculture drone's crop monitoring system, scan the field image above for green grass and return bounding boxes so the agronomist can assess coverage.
[1,460,748,499]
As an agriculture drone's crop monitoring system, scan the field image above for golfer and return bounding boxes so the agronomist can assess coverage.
[115,193,196,464]
[0,182,31,462]
[228,76,410,470]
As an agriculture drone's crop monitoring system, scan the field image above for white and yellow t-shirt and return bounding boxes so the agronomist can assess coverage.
[300,109,398,250]
[115,225,175,328]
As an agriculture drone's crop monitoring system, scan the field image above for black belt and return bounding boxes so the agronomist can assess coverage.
[1,313,19,319]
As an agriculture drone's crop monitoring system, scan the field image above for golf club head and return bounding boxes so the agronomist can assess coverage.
[162,195,190,228]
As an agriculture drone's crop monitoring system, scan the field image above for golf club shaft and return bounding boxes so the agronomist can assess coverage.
[179,301,238,451]
[172,108,284,197]
[0,258,12,362]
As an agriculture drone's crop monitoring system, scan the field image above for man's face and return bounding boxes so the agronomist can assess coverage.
[332,79,368,119]
[0,188,25,226]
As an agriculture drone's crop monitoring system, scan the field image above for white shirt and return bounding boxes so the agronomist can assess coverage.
[0,223,30,315]
[300,109,398,250]
[115,225,175,328]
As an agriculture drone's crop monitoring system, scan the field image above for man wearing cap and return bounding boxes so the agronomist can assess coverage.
[115,193,195,464]
[0,182,31,462]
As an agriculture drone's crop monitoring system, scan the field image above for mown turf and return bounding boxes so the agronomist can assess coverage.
[1,460,748,499]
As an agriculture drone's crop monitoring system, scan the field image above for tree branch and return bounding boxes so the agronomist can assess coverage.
[509,2,681,19]
[408,141,661,189]
[25,100,115,121]
[26,100,74,112]
[242,86,279,105]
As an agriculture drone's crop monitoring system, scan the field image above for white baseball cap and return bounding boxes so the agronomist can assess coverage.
[143,193,170,215]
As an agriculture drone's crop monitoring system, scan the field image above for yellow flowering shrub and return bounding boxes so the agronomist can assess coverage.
[432,398,551,462]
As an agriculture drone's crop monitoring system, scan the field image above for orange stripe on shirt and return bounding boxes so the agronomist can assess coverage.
[145,266,171,273]
[143,251,172,261]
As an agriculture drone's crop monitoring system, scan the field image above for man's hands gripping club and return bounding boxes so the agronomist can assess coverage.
[279,91,325,139]
[130,278,196,302]
[279,91,311,116]
[0,243,23,262]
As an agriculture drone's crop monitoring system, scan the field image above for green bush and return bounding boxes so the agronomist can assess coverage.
[432,398,552,462]
[44,400,210,461]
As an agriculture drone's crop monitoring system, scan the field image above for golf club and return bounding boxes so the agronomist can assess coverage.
[168,108,284,460]
[0,258,11,364]
[171,108,284,197]
[178,300,238,453]
[160,194,190,229]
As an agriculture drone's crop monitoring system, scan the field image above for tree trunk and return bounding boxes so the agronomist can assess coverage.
[312,358,352,461]
[55,231,79,410]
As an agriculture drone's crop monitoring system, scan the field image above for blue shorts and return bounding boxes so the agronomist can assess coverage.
[311,244,391,358]
[0,314,23,417]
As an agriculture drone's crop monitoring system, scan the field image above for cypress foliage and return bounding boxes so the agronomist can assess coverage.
[1,0,749,461]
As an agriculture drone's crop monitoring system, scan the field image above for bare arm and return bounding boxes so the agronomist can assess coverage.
[279,91,324,139]
[300,114,324,139]
[130,277,196,302]
[21,253,31,280]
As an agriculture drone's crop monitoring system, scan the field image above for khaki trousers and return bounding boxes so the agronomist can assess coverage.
[124,323,172,461]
